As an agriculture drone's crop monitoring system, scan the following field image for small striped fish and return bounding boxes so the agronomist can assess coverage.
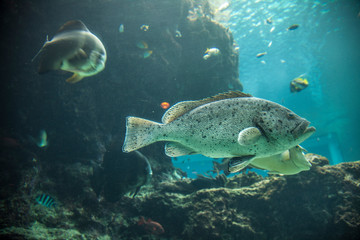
[36,194,56,208]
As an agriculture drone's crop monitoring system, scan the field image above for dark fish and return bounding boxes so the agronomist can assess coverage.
[36,194,56,208]
[91,149,152,202]
[287,24,299,30]
[1,137,20,148]
[138,216,164,235]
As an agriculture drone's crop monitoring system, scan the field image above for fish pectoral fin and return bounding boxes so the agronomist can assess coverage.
[237,127,262,146]
[280,150,291,161]
[72,48,88,60]
[66,73,84,84]
[228,155,255,173]
[165,142,197,157]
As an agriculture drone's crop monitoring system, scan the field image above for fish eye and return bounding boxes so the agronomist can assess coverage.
[287,113,295,119]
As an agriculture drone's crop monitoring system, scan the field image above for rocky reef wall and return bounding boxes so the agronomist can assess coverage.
[1,154,360,239]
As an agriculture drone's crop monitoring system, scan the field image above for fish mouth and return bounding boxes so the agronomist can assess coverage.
[292,120,316,139]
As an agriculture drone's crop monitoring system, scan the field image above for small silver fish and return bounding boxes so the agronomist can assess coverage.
[37,130,48,148]
[123,91,316,169]
[119,24,124,33]
[256,52,267,58]
[35,20,107,84]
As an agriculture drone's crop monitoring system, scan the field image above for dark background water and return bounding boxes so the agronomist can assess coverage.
[1,0,359,180]
[0,0,239,165]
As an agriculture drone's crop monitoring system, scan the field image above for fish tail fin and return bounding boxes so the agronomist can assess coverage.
[66,73,84,84]
[123,117,161,153]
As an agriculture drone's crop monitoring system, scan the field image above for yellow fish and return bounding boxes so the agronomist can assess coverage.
[143,50,153,59]
[136,41,148,49]
[203,48,220,60]
[35,20,107,84]
[290,77,309,93]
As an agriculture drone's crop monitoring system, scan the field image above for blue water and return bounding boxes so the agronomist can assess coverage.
[175,0,360,177]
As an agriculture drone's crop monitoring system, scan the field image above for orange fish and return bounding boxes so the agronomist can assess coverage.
[138,216,164,235]
[160,102,170,109]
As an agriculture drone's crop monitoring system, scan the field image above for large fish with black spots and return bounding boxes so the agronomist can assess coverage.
[122,91,315,171]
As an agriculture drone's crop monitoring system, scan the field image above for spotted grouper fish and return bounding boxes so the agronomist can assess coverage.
[123,91,315,171]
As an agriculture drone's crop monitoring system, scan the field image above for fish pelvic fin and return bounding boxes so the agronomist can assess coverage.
[66,73,84,84]
[228,155,255,173]
[123,117,162,153]
[165,142,197,157]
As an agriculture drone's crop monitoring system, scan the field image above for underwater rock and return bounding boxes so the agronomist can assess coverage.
[91,149,152,202]
[136,155,360,239]
[2,154,360,239]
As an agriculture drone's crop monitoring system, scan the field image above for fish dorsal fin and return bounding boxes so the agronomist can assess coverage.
[56,20,89,35]
[162,91,252,124]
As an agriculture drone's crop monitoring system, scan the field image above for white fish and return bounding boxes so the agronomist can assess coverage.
[203,48,220,60]
[123,92,315,170]
[119,24,124,33]
[231,145,311,174]
[35,20,107,84]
